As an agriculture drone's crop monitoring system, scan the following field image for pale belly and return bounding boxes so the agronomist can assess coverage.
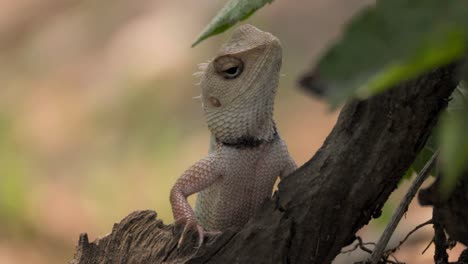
[194,142,283,230]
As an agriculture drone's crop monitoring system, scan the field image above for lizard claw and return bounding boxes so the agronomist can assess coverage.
[175,218,205,248]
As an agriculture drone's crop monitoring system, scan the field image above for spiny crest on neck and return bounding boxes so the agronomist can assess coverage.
[193,61,210,80]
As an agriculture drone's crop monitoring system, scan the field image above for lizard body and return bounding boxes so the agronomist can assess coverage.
[170,24,296,242]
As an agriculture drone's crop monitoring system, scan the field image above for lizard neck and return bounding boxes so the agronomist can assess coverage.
[216,122,278,149]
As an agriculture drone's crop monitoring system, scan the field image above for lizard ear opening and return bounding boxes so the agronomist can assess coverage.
[214,56,244,79]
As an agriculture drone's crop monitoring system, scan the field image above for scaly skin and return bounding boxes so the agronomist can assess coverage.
[170,24,296,245]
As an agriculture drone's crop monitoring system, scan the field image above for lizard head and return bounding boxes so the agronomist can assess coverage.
[198,24,282,146]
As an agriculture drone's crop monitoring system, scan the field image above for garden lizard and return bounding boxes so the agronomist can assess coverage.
[170,24,296,246]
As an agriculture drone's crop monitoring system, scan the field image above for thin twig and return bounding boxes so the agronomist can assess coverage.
[422,238,434,255]
[390,254,403,264]
[385,219,433,254]
[341,236,375,254]
[369,151,439,264]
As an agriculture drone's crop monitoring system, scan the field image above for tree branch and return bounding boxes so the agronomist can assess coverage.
[71,64,460,264]
[433,207,449,264]
[370,151,438,263]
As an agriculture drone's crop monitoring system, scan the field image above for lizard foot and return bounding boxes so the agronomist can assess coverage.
[175,218,205,248]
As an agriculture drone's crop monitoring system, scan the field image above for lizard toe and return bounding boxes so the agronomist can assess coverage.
[175,219,205,248]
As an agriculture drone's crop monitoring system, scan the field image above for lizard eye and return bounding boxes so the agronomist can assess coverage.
[214,56,244,79]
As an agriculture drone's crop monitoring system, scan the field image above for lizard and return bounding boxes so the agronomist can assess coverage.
[170,24,297,246]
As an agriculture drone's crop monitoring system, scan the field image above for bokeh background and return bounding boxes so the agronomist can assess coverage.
[0,0,465,263]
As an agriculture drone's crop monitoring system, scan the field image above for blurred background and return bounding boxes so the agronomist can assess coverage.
[0,0,465,263]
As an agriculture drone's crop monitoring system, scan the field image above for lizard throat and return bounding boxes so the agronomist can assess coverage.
[218,126,278,148]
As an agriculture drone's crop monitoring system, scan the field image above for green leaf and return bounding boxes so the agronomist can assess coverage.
[407,133,437,176]
[192,0,274,47]
[439,83,468,195]
[310,0,468,106]
[402,129,436,181]
[447,81,468,112]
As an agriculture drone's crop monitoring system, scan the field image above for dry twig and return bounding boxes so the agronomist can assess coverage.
[370,151,439,264]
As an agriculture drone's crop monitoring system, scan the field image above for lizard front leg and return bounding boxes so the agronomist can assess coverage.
[170,154,221,247]
[278,139,297,179]
[280,153,297,179]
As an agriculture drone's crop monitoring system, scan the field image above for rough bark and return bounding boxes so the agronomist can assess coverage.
[433,206,449,264]
[419,171,468,246]
[71,64,460,264]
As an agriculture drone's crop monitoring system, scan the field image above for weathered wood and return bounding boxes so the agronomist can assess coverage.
[71,64,460,264]
[419,171,468,247]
